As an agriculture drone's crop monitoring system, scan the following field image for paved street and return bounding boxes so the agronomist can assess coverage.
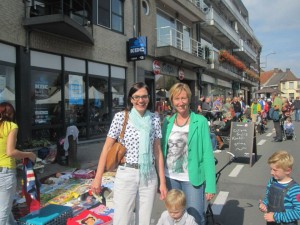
[37,119,300,225]
[209,120,300,225]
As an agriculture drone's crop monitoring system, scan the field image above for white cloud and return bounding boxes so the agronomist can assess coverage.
[243,0,300,76]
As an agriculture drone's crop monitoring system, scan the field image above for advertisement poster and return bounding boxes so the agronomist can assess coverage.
[69,75,83,105]
[35,81,49,99]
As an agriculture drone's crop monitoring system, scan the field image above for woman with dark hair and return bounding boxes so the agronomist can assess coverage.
[91,82,167,225]
[0,102,36,224]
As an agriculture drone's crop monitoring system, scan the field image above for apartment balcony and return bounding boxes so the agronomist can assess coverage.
[233,39,257,63]
[23,0,93,44]
[203,8,240,47]
[156,26,210,68]
[208,50,258,86]
[222,0,255,39]
[158,0,208,22]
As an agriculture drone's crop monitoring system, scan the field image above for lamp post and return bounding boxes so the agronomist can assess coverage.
[261,52,276,69]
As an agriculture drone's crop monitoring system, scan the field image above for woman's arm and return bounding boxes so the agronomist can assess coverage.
[153,138,167,200]
[91,136,116,194]
[6,128,36,162]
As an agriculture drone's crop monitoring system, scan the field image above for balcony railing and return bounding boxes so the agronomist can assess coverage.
[239,39,256,61]
[189,0,209,13]
[206,8,240,46]
[156,26,211,60]
[23,0,93,43]
[25,0,92,27]
[222,0,254,38]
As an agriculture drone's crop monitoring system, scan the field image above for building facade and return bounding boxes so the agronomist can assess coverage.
[0,0,261,145]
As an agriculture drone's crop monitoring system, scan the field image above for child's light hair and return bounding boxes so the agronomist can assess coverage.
[268,150,294,171]
[165,189,186,210]
[286,116,292,123]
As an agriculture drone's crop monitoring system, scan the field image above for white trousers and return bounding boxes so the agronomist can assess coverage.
[113,165,158,225]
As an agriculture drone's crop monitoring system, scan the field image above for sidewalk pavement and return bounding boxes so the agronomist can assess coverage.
[38,140,104,179]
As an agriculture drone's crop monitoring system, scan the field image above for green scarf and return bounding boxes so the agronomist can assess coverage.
[129,108,153,185]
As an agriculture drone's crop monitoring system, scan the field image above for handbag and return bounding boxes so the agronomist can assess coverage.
[105,110,128,172]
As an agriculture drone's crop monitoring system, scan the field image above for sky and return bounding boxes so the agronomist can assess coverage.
[242,0,300,77]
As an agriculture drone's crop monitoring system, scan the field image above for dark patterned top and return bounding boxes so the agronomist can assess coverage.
[107,111,162,164]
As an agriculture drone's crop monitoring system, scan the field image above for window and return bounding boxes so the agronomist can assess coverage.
[0,65,15,107]
[98,0,124,32]
[282,82,285,89]
[298,81,300,89]
[289,82,293,89]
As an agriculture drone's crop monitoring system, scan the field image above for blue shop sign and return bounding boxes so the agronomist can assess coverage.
[127,36,147,61]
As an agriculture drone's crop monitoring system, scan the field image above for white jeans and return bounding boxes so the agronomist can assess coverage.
[0,168,17,225]
[113,165,158,225]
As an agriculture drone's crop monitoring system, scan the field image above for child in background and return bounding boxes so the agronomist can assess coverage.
[259,151,300,224]
[284,116,295,136]
[156,189,198,225]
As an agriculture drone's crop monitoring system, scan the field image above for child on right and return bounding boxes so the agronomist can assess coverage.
[156,189,198,225]
[259,150,300,224]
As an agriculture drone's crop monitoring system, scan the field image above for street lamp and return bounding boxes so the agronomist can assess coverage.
[261,52,276,68]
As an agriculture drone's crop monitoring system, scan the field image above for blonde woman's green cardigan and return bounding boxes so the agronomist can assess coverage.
[161,112,216,194]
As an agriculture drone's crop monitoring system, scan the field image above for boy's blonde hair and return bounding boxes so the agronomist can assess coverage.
[165,189,186,210]
[268,150,294,171]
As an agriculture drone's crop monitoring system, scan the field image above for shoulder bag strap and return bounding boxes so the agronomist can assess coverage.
[119,110,128,139]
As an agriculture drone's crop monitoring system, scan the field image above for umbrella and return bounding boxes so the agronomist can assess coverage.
[255,87,284,94]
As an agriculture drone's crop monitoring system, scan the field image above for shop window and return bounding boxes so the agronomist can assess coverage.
[64,74,87,138]
[111,78,125,116]
[98,0,124,33]
[31,70,61,126]
[88,76,109,137]
[0,64,15,107]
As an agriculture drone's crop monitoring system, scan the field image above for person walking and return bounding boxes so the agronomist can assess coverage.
[161,83,216,225]
[292,96,300,122]
[232,96,242,120]
[91,82,167,225]
[271,92,283,142]
[0,102,36,225]
[250,98,261,123]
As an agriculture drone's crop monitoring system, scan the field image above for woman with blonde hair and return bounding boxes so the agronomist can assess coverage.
[161,83,216,225]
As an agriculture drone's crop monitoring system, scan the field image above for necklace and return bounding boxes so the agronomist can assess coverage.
[175,114,190,127]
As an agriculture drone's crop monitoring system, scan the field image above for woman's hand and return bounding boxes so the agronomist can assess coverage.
[159,182,168,200]
[205,193,215,201]
[28,152,37,163]
[91,178,102,195]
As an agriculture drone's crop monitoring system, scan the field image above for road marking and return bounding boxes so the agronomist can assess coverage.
[228,165,244,177]
[266,132,272,137]
[211,191,229,215]
[257,139,266,145]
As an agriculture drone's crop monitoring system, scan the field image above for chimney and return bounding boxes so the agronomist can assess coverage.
[286,68,290,72]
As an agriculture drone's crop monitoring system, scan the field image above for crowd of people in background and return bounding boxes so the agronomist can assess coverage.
[195,92,299,151]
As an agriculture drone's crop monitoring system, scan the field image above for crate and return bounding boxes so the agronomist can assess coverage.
[19,204,73,225]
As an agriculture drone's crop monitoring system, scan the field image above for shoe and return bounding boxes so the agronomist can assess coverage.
[272,139,282,142]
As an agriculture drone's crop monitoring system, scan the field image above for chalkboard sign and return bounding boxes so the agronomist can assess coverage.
[229,122,257,166]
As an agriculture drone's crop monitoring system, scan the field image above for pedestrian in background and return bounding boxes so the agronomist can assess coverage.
[292,96,300,122]
[250,98,261,123]
[91,82,167,225]
[161,83,216,225]
[259,150,300,224]
[0,102,36,225]
[271,92,283,142]
[156,189,198,225]
[196,95,205,113]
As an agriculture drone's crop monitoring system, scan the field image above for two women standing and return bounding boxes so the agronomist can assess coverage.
[92,82,216,225]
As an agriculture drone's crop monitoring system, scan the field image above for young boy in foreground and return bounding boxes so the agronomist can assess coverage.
[157,189,198,225]
[259,150,300,224]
